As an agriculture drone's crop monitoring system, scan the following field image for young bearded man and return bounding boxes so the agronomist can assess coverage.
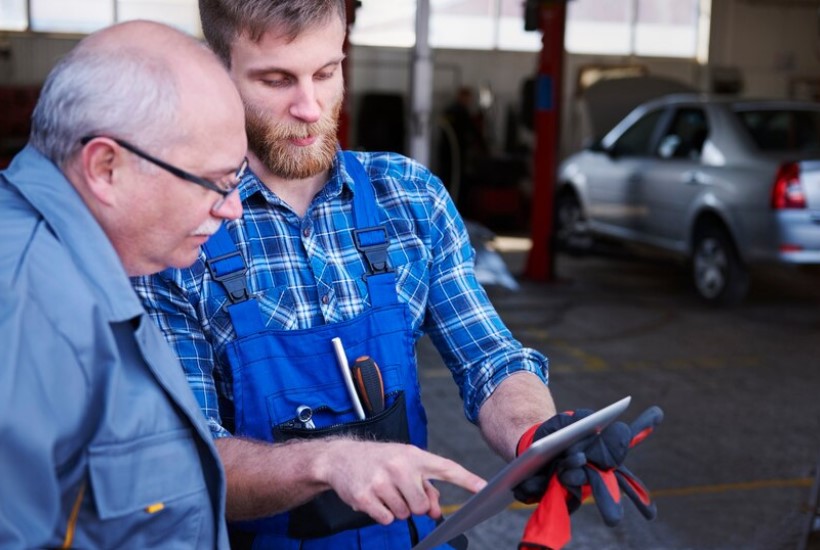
[133,2,557,548]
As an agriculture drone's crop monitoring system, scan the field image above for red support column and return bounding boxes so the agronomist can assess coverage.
[339,0,359,149]
[524,1,567,282]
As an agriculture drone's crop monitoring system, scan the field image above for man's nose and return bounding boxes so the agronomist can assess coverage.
[212,189,243,220]
[289,83,322,124]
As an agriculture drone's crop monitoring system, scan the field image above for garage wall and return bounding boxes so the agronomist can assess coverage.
[0,34,77,85]
[353,0,820,161]
[715,0,820,99]
[2,0,819,160]
[348,46,539,157]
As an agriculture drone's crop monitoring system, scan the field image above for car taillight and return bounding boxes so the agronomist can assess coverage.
[771,162,806,209]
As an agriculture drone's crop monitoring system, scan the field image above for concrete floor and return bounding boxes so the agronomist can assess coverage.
[418,237,820,550]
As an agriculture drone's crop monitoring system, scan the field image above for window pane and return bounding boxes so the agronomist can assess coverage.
[350,0,705,55]
[351,0,500,50]
[497,0,540,52]
[431,0,494,49]
[349,0,415,48]
[612,108,663,157]
[0,0,26,31]
[117,0,200,35]
[30,0,113,33]
[736,109,820,153]
[435,0,491,16]
[656,108,708,159]
[634,0,698,57]
[566,0,632,55]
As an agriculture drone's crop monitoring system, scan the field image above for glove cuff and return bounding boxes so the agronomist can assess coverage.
[516,423,541,457]
[518,474,573,550]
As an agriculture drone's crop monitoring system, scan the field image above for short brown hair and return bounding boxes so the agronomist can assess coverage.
[199,0,346,66]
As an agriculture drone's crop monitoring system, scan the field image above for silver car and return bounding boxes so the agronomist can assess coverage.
[555,93,820,305]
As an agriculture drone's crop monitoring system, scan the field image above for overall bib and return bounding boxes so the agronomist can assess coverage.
[203,153,461,550]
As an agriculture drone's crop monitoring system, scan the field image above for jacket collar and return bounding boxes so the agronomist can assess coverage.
[4,145,145,322]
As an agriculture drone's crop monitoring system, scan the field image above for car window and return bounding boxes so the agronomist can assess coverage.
[610,109,664,157]
[735,109,820,153]
[656,108,708,160]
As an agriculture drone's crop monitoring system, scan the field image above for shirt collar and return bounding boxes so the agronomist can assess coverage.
[4,145,145,322]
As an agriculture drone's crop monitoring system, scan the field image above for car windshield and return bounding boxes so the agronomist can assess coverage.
[735,108,820,153]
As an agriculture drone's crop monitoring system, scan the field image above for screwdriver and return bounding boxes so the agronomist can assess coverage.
[331,337,366,420]
[351,356,385,417]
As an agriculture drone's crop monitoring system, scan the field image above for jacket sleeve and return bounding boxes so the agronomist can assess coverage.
[131,267,231,438]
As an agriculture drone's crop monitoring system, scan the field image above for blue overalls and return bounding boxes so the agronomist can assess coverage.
[203,153,460,550]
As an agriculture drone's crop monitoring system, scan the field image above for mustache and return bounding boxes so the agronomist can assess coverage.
[192,218,223,237]
[263,115,336,141]
[245,98,342,180]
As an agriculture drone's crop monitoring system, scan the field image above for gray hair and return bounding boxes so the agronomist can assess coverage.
[30,45,181,167]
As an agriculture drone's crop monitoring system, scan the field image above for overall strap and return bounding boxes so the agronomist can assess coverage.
[344,152,398,307]
[202,225,264,336]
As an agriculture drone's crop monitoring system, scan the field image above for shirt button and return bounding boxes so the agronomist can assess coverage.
[321,294,329,304]
[303,227,310,237]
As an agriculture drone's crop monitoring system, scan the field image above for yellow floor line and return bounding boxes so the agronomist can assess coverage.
[440,477,813,515]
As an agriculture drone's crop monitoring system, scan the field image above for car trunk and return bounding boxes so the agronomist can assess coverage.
[798,160,820,210]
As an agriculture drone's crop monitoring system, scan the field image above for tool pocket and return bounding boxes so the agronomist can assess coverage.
[273,392,410,539]
[86,428,208,548]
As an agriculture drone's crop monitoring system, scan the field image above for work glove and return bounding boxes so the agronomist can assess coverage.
[513,406,663,550]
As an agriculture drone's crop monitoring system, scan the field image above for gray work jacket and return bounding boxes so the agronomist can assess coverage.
[0,146,229,549]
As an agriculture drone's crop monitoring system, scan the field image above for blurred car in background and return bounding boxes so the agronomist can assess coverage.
[555,94,820,305]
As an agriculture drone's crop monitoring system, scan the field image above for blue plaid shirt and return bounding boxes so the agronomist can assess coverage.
[132,150,549,438]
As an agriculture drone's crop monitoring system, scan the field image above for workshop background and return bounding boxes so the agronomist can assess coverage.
[2,1,820,548]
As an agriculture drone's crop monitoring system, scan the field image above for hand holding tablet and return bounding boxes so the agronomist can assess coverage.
[515,404,663,549]
[413,397,663,550]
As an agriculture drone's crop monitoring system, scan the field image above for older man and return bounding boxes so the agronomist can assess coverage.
[0,20,247,548]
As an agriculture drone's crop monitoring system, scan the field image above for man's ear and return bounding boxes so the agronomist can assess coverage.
[80,139,123,207]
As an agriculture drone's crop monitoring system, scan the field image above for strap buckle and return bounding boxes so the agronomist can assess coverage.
[353,227,392,275]
[206,250,249,304]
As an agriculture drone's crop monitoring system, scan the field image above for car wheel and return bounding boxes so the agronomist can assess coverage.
[554,191,592,254]
[691,222,750,305]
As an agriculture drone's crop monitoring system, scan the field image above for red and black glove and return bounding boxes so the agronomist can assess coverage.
[513,406,663,550]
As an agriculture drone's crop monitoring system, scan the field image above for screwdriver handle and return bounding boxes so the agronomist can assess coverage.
[351,356,385,416]
[331,337,366,420]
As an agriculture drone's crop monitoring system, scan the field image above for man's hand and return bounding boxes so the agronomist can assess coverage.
[513,406,663,550]
[215,436,485,523]
[317,439,487,526]
[513,410,587,504]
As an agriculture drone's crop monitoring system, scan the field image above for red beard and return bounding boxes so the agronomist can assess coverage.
[245,99,341,180]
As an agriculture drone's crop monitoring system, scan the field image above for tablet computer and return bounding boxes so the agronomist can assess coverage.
[412,396,632,550]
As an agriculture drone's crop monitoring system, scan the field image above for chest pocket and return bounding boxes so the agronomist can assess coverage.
[387,218,430,310]
[253,286,298,330]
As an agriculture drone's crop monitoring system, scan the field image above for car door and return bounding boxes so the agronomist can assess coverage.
[585,107,666,238]
[637,106,710,251]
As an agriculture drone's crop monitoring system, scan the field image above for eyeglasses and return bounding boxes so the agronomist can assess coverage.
[80,136,248,210]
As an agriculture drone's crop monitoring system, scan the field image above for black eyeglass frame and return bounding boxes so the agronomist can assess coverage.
[80,135,248,201]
